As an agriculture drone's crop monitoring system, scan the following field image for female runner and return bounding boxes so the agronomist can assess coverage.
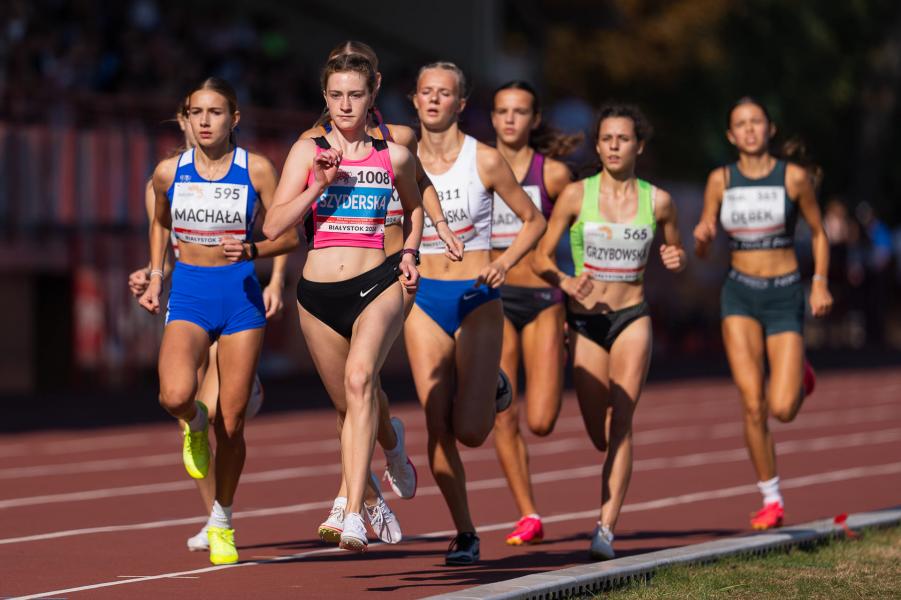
[406,62,546,565]
[693,97,831,530]
[298,41,462,544]
[534,103,686,560]
[128,97,283,552]
[263,53,423,552]
[489,81,577,546]
[139,78,299,565]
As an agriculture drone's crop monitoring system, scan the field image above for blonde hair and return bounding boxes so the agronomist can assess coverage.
[416,61,469,99]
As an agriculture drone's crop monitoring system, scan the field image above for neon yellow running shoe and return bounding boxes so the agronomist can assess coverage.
[208,526,238,565]
[182,402,210,479]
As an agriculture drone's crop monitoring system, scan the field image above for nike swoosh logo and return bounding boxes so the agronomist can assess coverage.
[360,284,378,297]
[462,291,480,301]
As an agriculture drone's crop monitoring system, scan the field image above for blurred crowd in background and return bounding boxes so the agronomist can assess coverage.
[1,0,900,392]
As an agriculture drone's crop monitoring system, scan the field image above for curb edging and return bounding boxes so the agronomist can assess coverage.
[425,507,901,600]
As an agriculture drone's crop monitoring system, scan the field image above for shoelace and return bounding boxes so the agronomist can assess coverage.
[366,499,391,533]
[328,504,345,523]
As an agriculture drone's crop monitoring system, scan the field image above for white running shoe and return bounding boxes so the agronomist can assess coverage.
[383,417,417,499]
[246,374,264,419]
[186,524,209,552]
[589,522,615,560]
[366,472,402,544]
[318,497,346,544]
[339,512,368,552]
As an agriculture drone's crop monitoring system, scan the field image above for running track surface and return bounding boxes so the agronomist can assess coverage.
[2,369,900,599]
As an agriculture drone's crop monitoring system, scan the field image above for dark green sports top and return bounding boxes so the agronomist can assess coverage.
[719,160,798,251]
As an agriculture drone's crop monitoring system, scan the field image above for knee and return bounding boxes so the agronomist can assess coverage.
[344,365,375,403]
[494,405,519,434]
[527,414,556,437]
[456,427,487,448]
[743,402,769,428]
[158,385,194,416]
[769,400,796,423]
[215,413,245,444]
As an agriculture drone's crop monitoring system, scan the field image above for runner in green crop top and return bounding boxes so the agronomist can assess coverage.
[533,104,685,560]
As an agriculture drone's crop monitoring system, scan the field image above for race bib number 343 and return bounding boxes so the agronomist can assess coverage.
[172,182,248,244]
[721,186,785,240]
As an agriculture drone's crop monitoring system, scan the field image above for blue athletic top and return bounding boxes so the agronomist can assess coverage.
[167,147,258,245]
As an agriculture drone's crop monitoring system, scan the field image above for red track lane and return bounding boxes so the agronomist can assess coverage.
[1,369,900,599]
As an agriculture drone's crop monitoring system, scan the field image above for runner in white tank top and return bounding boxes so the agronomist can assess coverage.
[405,62,546,566]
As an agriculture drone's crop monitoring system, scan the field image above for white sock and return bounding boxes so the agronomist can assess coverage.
[333,496,347,509]
[527,513,541,520]
[207,500,232,529]
[187,402,207,432]
[757,476,783,506]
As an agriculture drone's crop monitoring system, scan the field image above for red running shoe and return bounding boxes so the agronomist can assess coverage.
[505,516,544,545]
[750,502,784,530]
[803,359,816,397]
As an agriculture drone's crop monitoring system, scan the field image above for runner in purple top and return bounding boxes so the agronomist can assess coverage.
[488,81,581,546]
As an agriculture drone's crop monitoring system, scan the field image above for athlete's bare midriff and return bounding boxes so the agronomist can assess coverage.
[730,247,799,277]
[491,248,549,288]
[567,279,645,315]
[419,250,490,280]
[302,246,387,283]
[175,242,245,268]
[383,223,404,256]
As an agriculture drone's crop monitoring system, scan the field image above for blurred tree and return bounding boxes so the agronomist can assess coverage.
[525,0,901,222]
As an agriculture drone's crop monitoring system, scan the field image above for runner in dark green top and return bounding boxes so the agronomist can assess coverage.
[693,97,832,531]
[533,103,686,560]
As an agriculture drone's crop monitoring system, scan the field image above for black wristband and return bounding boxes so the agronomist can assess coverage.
[248,241,259,260]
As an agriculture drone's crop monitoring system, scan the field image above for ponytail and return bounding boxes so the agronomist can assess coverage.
[781,137,823,191]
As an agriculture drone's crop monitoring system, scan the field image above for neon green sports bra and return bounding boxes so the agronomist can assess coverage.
[569,172,656,282]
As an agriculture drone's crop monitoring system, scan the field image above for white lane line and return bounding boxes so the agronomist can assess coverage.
[2,424,899,511]
[11,460,901,600]
[8,399,901,481]
[3,427,900,545]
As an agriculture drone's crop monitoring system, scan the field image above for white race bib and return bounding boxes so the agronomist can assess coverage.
[720,186,785,241]
[490,185,541,249]
[171,182,248,245]
[385,190,403,226]
[421,186,475,252]
[582,222,653,282]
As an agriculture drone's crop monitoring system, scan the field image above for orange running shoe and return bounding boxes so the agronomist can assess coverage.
[750,502,784,530]
[803,360,816,397]
[505,516,544,545]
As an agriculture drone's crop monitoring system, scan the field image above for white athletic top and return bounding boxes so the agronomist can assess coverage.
[418,135,493,255]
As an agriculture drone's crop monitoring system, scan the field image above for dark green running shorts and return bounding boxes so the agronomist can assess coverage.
[720,269,804,336]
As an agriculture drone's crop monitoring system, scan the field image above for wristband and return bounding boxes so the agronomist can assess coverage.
[400,248,420,265]
[432,219,447,226]
[812,274,827,283]
[150,269,164,279]
[248,242,259,260]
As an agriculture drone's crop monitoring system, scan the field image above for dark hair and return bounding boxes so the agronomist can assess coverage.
[782,137,823,191]
[416,61,469,100]
[593,103,653,145]
[492,81,583,159]
[316,53,379,129]
[726,96,771,129]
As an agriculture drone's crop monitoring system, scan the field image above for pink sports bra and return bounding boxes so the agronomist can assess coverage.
[305,137,395,250]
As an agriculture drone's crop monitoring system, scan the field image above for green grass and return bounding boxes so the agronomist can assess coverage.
[589,525,901,600]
